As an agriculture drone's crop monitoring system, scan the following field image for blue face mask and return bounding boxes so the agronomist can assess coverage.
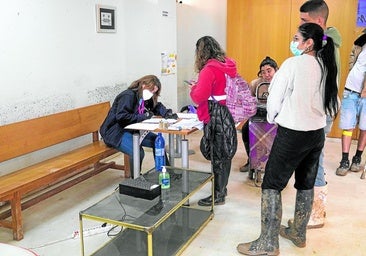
[290,41,304,56]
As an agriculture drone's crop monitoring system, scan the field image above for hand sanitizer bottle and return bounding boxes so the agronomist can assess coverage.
[159,166,170,189]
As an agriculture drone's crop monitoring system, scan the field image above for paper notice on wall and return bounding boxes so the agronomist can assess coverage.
[161,52,177,75]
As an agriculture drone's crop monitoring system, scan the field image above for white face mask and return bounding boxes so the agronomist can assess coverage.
[142,89,154,100]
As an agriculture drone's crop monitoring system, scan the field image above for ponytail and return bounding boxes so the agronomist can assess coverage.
[298,23,339,117]
[317,36,338,117]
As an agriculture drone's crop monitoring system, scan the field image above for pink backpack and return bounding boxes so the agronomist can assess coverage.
[225,74,257,122]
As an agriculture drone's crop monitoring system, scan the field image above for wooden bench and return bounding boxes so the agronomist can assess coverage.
[0,102,130,240]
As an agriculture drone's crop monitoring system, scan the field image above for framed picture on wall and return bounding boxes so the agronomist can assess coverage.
[96,5,116,33]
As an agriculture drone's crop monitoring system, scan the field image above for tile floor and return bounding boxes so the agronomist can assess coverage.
[1,131,366,256]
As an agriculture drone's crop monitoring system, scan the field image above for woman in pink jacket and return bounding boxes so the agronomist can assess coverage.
[190,36,238,206]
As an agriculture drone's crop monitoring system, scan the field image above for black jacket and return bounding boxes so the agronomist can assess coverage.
[100,89,173,148]
[200,101,237,160]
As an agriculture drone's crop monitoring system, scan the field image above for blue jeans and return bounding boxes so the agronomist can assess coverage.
[117,131,157,174]
[314,115,333,187]
[262,126,324,191]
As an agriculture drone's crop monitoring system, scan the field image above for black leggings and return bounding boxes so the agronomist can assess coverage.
[262,126,324,191]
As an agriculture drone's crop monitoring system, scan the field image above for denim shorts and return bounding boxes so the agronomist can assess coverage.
[339,90,366,130]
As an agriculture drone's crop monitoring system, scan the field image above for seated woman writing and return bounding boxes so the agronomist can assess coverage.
[100,74,178,178]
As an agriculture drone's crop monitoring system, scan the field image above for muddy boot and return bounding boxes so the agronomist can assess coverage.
[307,184,327,228]
[237,189,281,255]
[280,189,314,248]
[288,184,327,229]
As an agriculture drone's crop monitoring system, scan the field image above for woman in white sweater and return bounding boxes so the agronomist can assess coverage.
[237,22,338,255]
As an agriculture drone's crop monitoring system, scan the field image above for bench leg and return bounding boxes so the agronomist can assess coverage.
[93,153,130,178]
[124,154,131,178]
[11,192,24,240]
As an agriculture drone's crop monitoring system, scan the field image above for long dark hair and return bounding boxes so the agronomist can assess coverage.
[298,22,338,117]
[195,36,226,72]
[354,33,366,47]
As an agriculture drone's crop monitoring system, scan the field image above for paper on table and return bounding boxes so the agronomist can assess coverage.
[142,118,162,124]
[177,113,198,119]
[142,118,177,124]
[168,118,203,130]
[124,123,159,131]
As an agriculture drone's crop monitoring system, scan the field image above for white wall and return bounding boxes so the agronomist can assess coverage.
[0,0,177,125]
[176,0,227,109]
[0,0,177,173]
[0,0,226,174]
[124,0,178,110]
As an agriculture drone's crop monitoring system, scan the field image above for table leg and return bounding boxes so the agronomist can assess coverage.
[79,214,85,256]
[181,139,189,169]
[173,134,195,158]
[147,232,153,256]
[181,139,189,204]
[174,134,182,158]
[133,133,140,179]
[168,133,175,167]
